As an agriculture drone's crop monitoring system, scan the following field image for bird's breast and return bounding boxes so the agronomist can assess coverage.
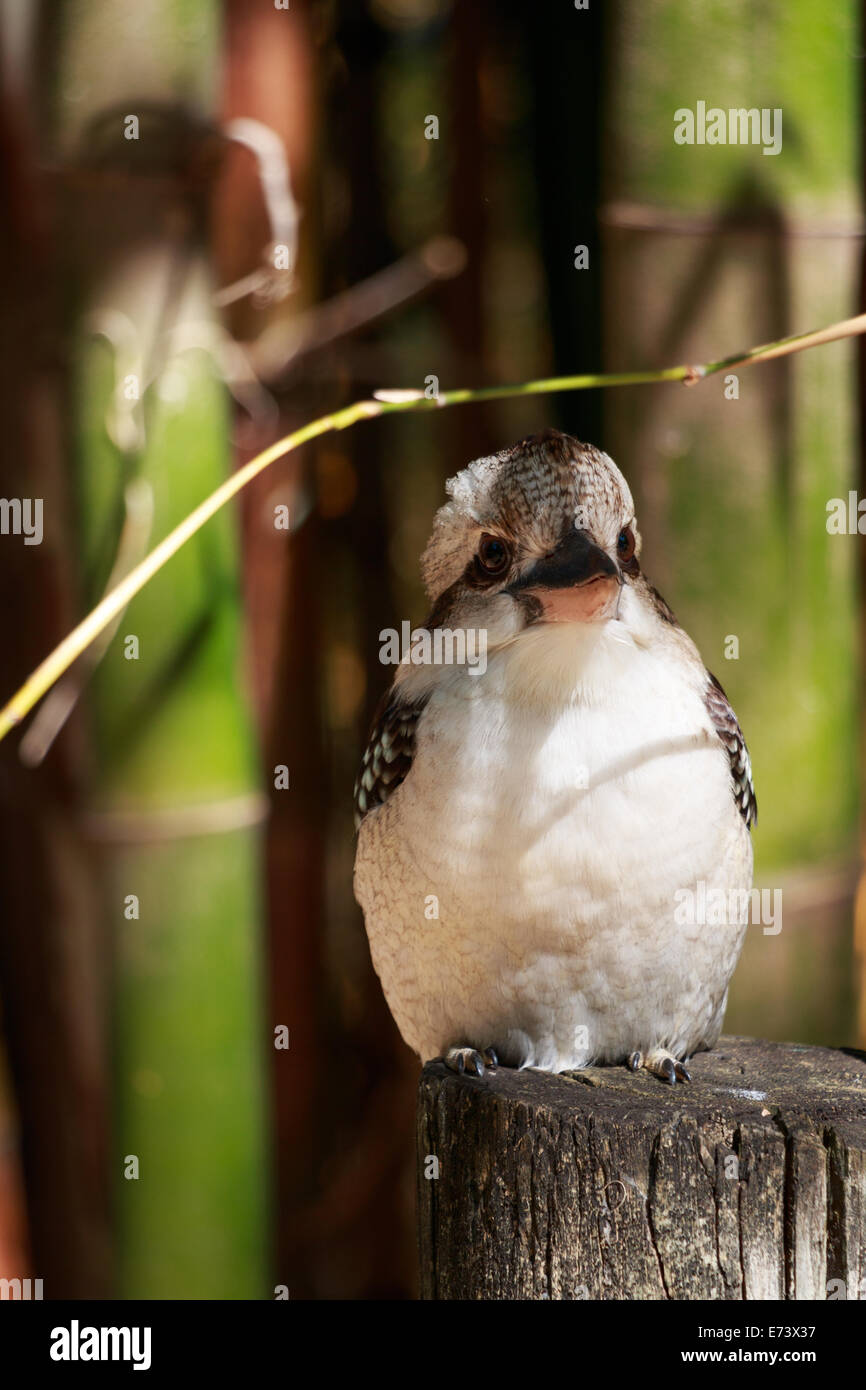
[401,625,737,898]
[355,621,752,1068]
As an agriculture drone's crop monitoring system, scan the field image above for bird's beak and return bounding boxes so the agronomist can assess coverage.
[509,530,621,624]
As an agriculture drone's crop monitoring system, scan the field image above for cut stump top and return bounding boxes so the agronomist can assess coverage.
[421,1036,866,1145]
[416,1037,866,1300]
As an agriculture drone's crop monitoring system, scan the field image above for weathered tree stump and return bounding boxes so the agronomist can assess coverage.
[417,1036,866,1300]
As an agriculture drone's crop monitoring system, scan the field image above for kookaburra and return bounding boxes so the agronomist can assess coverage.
[353,430,755,1083]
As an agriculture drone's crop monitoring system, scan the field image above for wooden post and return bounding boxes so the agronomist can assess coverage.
[417,1036,866,1300]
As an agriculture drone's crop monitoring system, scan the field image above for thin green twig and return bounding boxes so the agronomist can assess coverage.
[2,309,865,745]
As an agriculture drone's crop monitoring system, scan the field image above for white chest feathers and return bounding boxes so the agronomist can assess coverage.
[354,616,753,1072]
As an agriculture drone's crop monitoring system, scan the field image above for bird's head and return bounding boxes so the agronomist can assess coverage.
[420,429,645,649]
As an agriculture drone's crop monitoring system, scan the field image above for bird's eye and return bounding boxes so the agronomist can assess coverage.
[477,533,511,575]
[617,526,636,563]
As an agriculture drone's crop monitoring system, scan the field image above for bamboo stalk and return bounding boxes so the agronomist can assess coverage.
[48,0,269,1299]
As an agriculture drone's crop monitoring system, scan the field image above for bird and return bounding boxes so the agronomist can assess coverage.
[353,429,756,1084]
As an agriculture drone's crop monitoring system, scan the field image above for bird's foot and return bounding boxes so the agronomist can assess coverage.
[627,1048,691,1085]
[444,1045,499,1077]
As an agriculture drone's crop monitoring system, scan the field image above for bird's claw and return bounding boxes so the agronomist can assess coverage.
[626,1049,691,1084]
[445,1045,499,1077]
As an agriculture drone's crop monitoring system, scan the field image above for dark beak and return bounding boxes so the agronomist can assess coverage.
[509,529,618,593]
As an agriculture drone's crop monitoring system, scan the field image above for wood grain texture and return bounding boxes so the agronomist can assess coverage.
[417,1036,866,1300]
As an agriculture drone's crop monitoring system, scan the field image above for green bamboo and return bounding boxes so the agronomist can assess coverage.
[605,0,860,1040]
[50,0,268,1297]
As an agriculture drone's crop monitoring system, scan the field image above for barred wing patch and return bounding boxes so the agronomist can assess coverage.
[705,673,757,829]
[354,692,427,830]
